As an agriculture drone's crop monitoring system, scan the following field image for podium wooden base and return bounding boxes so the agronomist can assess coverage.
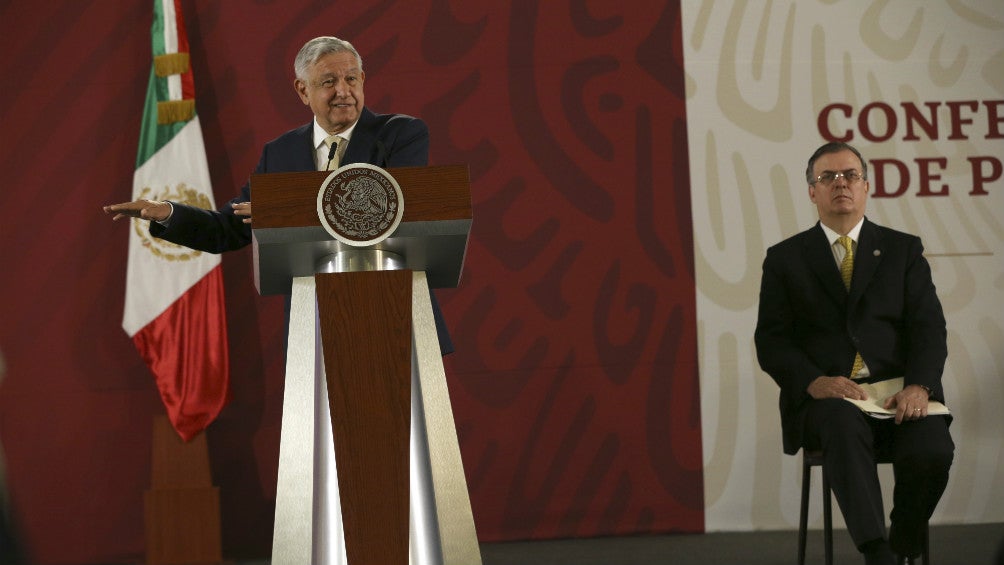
[271,273,481,565]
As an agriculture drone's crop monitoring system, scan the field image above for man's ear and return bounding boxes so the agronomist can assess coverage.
[293,78,309,104]
[808,184,817,203]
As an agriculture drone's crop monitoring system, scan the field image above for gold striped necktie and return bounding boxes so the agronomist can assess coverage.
[838,235,865,378]
[324,135,343,170]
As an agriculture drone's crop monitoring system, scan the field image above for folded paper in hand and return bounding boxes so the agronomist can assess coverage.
[844,377,951,419]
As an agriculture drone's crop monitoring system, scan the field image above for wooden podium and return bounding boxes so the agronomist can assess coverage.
[251,165,480,565]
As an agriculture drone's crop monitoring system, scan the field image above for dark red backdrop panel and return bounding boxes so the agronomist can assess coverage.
[0,1,700,562]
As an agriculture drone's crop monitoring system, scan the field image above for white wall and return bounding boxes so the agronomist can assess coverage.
[683,0,1004,531]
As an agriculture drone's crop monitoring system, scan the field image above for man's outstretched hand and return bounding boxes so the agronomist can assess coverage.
[103,200,172,222]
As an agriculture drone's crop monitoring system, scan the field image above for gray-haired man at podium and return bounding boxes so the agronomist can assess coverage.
[104,35,453,353]
[105,36,480,565]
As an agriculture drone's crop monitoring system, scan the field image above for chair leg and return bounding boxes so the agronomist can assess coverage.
[822,468,833,565]
[798,453,932,565]
[798,459,811,565]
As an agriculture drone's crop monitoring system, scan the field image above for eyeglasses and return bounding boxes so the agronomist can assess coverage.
[812,170,864,186]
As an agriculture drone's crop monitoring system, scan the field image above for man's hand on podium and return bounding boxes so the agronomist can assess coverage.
[231,201,252,224]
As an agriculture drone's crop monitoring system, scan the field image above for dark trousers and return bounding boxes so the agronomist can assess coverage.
[799,398,954,554]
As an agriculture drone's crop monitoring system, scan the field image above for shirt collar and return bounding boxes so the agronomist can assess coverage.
[312,118,358,149]
[820,217,864,247]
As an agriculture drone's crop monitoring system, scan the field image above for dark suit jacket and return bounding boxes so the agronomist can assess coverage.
[754,218,947,454]
[151,107,429,251]
[150,107,454,353]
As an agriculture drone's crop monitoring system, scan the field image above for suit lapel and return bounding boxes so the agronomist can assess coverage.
[292,122,316,171]
[804,223,847,307]
[848,218,883,307]
[342,108,377,166]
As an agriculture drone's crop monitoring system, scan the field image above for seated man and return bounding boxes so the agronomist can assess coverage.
[754,141,953,565]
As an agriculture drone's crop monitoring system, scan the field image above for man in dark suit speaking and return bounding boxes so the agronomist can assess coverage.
[106,36,452,353]
[754,142,953,565]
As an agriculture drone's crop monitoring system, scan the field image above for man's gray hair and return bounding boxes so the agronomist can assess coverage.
[294,36,363,80]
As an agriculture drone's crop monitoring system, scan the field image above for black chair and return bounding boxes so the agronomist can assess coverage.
[798,449,930,565]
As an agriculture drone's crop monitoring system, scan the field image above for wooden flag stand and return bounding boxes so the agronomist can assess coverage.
[144,415,223,565]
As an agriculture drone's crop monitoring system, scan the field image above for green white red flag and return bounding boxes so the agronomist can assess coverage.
[123,0,229,441]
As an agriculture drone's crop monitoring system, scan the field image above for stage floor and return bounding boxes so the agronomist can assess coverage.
[478,523,1004,565]
[237,523,1004,565]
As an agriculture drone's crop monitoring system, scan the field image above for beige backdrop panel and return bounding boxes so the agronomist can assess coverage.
[682,0,1004,532]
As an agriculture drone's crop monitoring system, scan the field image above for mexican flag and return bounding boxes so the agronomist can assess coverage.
[122,0,229,441]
